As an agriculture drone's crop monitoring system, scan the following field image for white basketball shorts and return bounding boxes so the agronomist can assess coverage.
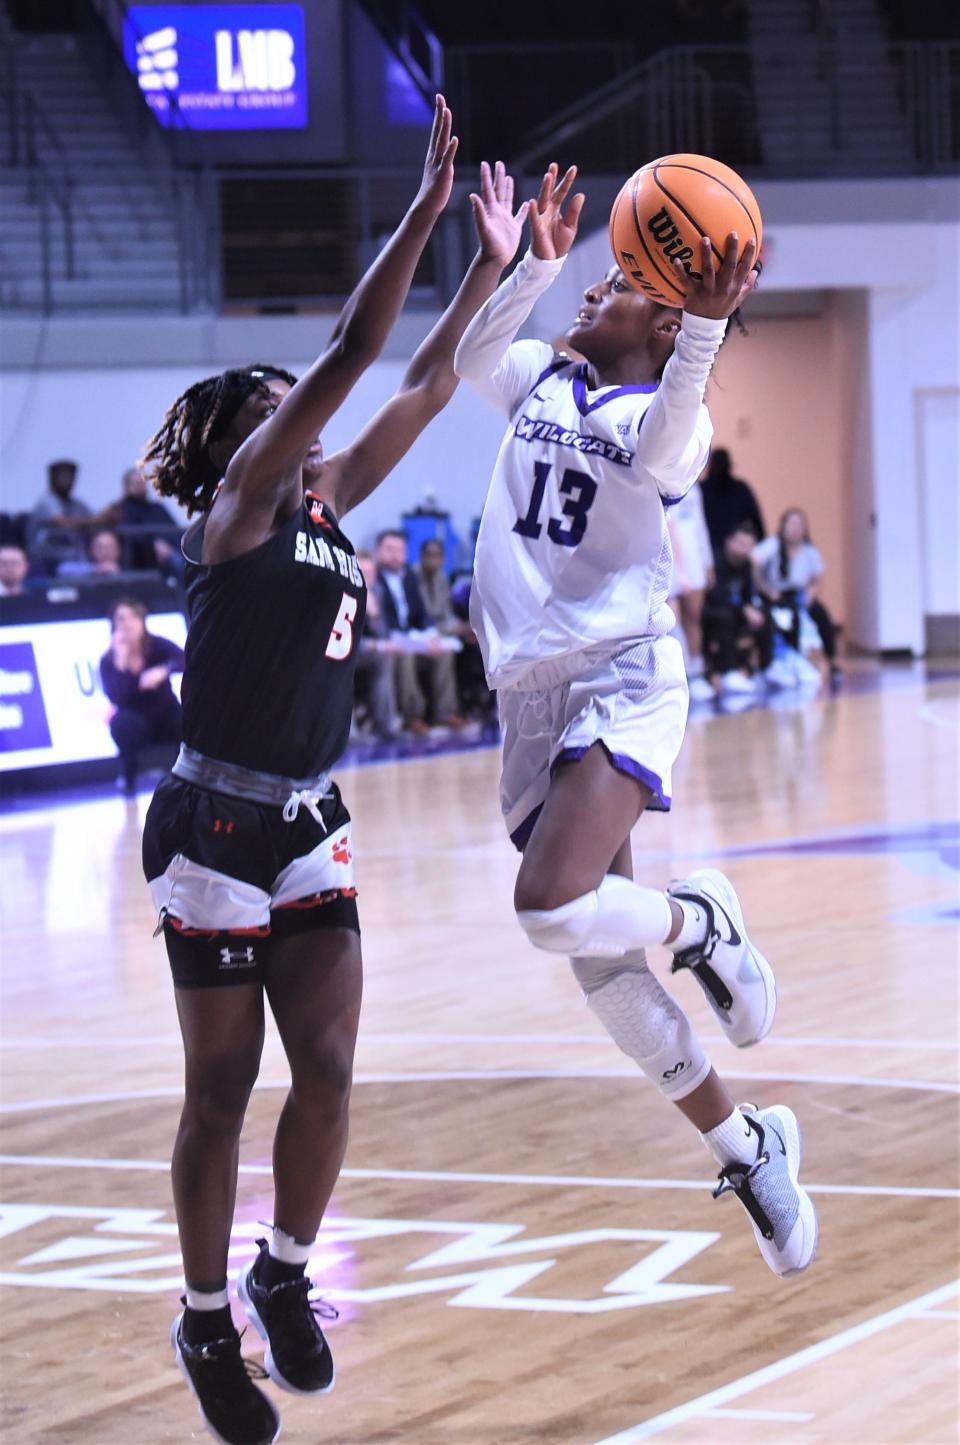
[498,635,689,849]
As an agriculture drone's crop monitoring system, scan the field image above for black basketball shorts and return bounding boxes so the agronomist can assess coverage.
[142,775,359,989]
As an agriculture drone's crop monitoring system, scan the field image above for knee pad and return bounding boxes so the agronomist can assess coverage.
[517,875,673,959]
[572,953,710,1102]
[517,891,605,955]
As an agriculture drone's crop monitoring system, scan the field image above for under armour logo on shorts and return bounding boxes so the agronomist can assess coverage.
[219,946,256,968]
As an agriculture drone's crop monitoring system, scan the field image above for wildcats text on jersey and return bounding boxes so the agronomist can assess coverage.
[513,413,633,467]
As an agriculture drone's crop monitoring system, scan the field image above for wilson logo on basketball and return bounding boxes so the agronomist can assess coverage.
[646,208,696,268]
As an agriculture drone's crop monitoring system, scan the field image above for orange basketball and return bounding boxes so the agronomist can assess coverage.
[609,153,762,306]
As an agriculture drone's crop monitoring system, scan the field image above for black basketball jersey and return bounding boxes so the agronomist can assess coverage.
[180,491,366,778]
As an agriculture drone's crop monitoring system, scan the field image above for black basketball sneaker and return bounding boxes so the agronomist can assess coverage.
[171,1308,281,1445]
[238,1239,337,1395]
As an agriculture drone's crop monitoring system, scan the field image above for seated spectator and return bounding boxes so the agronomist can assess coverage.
[57,529,123,578]
[666,481,714,702]
[114,465,184,573]
[99,597,184,794]
[702,520,774,694]
[416,538,486,715]
[45,464,183,574]
[375,529,464,733]
[753,508,839,685]
[26,459,92,574]
[0,545,30,597]
[353,551,402,740]
[700,447,765,555]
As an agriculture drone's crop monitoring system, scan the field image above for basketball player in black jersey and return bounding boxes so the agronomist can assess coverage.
[139,103,530,1445]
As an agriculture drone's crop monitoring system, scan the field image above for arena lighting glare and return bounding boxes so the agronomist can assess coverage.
[123,4,309,130]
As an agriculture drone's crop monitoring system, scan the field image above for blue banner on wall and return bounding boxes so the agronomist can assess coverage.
[124,4,308,130]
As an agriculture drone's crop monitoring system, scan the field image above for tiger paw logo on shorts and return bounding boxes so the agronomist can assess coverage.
[332,835,351,865]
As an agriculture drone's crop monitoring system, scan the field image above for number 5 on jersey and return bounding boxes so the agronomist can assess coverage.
[326,592,358,660]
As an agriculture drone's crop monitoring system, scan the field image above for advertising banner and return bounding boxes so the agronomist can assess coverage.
[124,4,308,130]
[0,614,186,772]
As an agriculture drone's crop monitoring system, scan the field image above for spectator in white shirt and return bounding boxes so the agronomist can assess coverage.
[753,508,839,682]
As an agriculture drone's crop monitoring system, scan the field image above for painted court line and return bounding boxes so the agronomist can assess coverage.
[2,1031,956,1052]
[592,1279,960,1443]
[700,1407,815,1422]
[1,1155,957,1201]
[1,1068,957,1115]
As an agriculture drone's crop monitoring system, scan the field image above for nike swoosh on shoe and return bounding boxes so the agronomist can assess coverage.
[768,1126,787,1157]
[711,897,742,946]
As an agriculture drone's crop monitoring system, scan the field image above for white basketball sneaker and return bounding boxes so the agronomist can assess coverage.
[667,868,776,1048]
[713,1103,819,1278]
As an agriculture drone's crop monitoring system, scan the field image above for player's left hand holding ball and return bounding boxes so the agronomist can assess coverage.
[676,232,758,320]
[414,94,459,219]
[527,162,586,260]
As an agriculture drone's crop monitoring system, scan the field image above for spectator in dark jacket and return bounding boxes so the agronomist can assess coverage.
[116,466,183,572]
[702,520,774,695]
[99,597,184,793]
[375,529,463,732]
[700,448,766,554]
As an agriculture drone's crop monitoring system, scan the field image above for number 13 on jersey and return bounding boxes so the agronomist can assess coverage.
[513,463,598,548]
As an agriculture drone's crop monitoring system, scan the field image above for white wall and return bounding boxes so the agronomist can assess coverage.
[2,178,958,650]
[915,389,960,620]
[0,324,507,553]
[831,289,877,649]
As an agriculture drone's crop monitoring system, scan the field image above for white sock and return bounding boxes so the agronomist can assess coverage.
[185,1285,230,1311]
[701,1106,761,1167]
[270,1225,313,1266]
[667,897,709,953]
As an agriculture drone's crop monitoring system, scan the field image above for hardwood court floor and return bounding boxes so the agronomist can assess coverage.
[1,668,958,1444]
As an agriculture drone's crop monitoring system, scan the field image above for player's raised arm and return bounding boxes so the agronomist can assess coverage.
[634,232,758,497]
[328,162,529,516]
[222,96,458,507]
[454,163,584,414]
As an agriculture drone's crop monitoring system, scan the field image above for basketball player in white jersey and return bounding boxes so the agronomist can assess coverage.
[455,163,818,1278]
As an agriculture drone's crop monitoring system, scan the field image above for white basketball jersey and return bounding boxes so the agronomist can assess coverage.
[456,251,726,691]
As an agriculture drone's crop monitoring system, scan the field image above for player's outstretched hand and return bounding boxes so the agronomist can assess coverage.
[677,233,758,319]
[414,94,458,219]
[527,163,585,261]
[470,160,529,269]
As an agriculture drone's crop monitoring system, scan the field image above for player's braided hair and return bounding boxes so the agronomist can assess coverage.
[140,363,297,516]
